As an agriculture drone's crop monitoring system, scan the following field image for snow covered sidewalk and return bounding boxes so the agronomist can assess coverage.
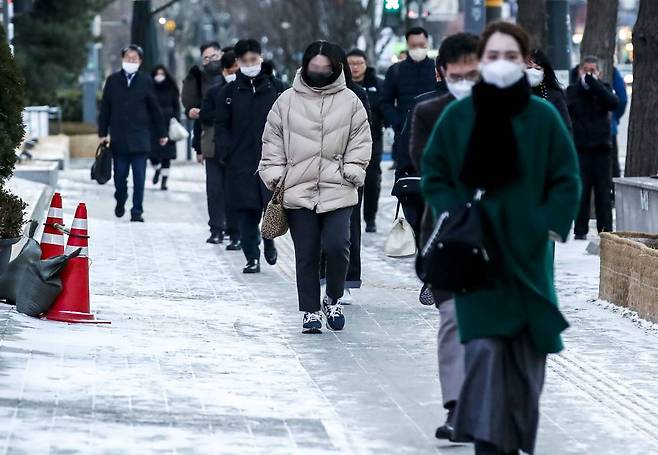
[0,162,655,454]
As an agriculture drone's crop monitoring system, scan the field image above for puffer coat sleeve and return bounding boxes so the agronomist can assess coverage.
[259,95,287,190]
[342,98,372,187]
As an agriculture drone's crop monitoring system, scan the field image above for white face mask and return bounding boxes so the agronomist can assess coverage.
[408,47,428,62]
[122,61,140,75]
[154,74,166,84]
[479,60,525,89]
[525,67,544,87]
[240,63,262,78]
[224,73,237,83]
[447,79,476,100]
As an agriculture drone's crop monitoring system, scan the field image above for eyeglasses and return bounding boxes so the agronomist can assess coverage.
[445,72,479,83]
[202,53,221,63]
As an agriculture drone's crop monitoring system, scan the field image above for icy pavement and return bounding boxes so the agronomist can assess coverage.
[0,161,656,454]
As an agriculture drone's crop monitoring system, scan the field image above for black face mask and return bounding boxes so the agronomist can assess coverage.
[304,71,334,88]
[203,61,222,75]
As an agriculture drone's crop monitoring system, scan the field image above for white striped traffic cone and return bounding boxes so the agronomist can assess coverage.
[40,192,65,259]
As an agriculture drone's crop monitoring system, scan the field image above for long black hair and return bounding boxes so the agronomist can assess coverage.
[151,64,180,95]
[530,49,562,91]
[301,41,344,86]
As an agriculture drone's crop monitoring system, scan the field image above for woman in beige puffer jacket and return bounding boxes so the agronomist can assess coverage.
[259,41,372,334]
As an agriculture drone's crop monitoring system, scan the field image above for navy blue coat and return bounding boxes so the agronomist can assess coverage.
[214,72,287,211]
[98,70,167,155]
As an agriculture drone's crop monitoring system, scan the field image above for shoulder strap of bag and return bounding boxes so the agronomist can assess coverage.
[395,201,402,220]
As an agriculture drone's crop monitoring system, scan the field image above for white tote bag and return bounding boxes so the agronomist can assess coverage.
[168,118,190,142]
[385,202,417,258]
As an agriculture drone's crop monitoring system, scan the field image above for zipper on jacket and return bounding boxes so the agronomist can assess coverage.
[318,96,325,204]
[250,79,256,94]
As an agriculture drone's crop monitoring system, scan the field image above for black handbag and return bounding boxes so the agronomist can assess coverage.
[391,176,421,197]
[91,142,113,185]
[416,190,490,293]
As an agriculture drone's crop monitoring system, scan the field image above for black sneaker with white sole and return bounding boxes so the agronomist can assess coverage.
[302,311,323,334]
[322,297,345,331]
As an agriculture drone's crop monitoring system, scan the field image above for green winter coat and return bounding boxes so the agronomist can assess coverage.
[421,95,581,354]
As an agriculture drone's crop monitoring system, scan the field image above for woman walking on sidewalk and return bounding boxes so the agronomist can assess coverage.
[421,22,580,454]
[259,41,372,334]
[150,65,180,191]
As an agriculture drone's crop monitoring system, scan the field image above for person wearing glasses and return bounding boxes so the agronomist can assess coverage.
[409,32,480,443]
[98,44,167,223]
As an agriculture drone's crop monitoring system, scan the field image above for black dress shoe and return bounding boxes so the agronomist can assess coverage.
[153,168,161,185]
[243,259,260,274]
[226,240,242,251]
[365,221,377,233]
[206,233,223,244]
[115,204,125,218]
[264,246,278,265]
[130,214,144,222]
[574,234,587,240]
[435,423,454,440]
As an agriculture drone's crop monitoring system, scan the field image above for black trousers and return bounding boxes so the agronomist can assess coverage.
[398,195,425,247]
[575,147,613,237]
[363,147,382,223]
[288,207,352,312]
[149,157,171,169]
[237,208,274,262]
[320,189,362,288]
[205,157,239,240]
[611,135,621,179]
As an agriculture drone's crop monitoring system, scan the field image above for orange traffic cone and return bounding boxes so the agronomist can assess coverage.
[40,192,65,259]
[46,203,110,324]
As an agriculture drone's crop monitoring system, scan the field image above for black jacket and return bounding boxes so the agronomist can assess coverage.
[567,76,618,150]
[533,85,572,135]
[150,80,181,161]
[354,68,385,146]
[98,70,166,155]
[182,65,224,153]
[381,57,437,133]
[214,72,288,210]
[197,76,228,158]
[395,82,448,178]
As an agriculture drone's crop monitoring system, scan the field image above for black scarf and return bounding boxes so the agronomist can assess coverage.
[460,77,531,190]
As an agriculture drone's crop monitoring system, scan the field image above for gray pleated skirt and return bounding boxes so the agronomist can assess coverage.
[452,330,547,454]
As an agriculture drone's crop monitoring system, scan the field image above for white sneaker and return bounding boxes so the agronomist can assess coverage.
[340,288,353,305]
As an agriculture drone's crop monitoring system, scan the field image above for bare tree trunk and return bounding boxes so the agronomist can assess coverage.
[580,0,619,83]
[625,0,658,177]
[516,0,546,51]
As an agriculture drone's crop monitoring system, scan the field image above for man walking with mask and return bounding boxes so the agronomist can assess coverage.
[567,56,619,239]
[98,44,167,222]
[181,41,228,243]
[381,27,436,167]
[199,49,242,248]
[410,32,480,442]
[215,39,288,274]
[381,27,436,234]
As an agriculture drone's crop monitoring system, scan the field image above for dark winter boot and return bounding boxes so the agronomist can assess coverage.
[435,401,456,440]
[226,240,242,251]
[243,259,260,274]
[474,441,518,455]
[264,243,278,265]
[153,166,161,185]
[161,176,168,191]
